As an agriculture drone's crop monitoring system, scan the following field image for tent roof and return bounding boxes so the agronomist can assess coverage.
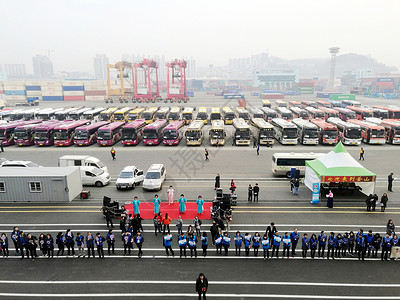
[305,142,376,178]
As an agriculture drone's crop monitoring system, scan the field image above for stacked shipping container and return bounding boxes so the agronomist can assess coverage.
[3,81,26,102]
[26,81,42,102]
[63,81,85,101]
[84,80,107,101]
[41,81,63,101]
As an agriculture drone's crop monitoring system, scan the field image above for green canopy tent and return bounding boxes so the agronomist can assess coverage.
[304,142,376,196]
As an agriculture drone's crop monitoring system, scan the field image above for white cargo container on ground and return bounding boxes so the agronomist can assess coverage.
[62,81,84,86]
[63,91,85,96]
[85,96,106,101]
[41,86,63,92]
[58,155,108,173]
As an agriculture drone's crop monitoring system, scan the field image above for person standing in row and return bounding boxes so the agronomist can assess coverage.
[46,234,54,258]
[163,233,174,257]
[122,231,132,256]
[365,194,373,212]
[95,233,105,258]
[162,213,172,235]
[222,232,230,256]
[234,231,243,256]
[86,232,95,258]
[266,222,277,245]
[282,232,291,259]
[39,234,46,257]
[153,195,161,215]
[167,186,175,205]
[381,234,392,261]
[359,147,365,161]
[106,229,115,255]
[381,193,388,212]
[356,233,366,261]
[261,234,270,260]
[248,184,253,202]
[196,273,208,300]
[318,231,327,258]
[253,184,259,202]
[388,173,394,192]
[272,232,281,259]
[309,234,318,259]
[327,232,336,260]
[65,229,75,257]
[56,232,65,257]
[194,216,202,237]
[1,233,9,257]
[196,196,204,215]
[302,233,309,258]
[76,232,85,258]
[135,232,144,258]
[290,228,299,257]
[110,147,116,160]
[176,216,183,235]
[178,232,187,258]
[11,227,20,256]
[252,232,261,256]
[179,194,187,214]
[201,232,208,257]
[244,233,251,256]
[215,174,220,190]
[188,233,198,258]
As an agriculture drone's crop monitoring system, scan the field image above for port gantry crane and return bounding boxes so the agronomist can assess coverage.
[106,61,134,103]
[165,59,189,103]
[133,59,161,103]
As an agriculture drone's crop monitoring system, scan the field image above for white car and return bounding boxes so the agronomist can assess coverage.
[142,164,166,191]
[81,166,111,187]
[1,160,41,167]
[116,166,144,190]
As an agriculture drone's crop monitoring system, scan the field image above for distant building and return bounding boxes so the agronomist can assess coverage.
[356,69,374,79]
[187,57,196,79]
[93,54,109,80]
[0,72,7,81]
[32,55,54,78]
[4,64,26,78]
[253,69,299,89]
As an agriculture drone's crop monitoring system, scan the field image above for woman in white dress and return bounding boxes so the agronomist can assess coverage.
[167,186,175,205]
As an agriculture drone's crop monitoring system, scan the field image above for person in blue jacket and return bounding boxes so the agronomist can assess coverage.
[244,233,252,256]
[188,233,198,258]
[282,232,291,259]
[132,197,140,215]
[215,231,223,255]
[365,230,374,258]
[196,196,205,215]
[153,195,161,214]
[86,232,95,258]
[201,232,208,257]
[310,234,318,259]
[327,232,336,260]
[381,233,392,261]
[1,233,9,257]
[163,233,174,257]
[335,233,343,258]
[356,233,366,261]
[348,231,355,257]
[342,233,349,257]
[134,232,144,258]
[95,233,105,258]
[272,232,282,259]
[76,232,85,258]
[372,233,382,258]
[11,227,20,256]
[178,232,187,258]
[261,234,270,260]
[290,228,299,257]
[234,231,243,256]
[391,234,399,247]
[252,232,261,257]
[302,233,309,258]
[65,229,75,257]
[122,231,132,256]
[222,232,230,256]
[318,231,327,258]
[45,234,54,258]
[106,229,115,255]
[178,194,187,214]
[56,232,65,257]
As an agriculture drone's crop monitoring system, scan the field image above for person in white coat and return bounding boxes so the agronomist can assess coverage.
[167,186,175,205]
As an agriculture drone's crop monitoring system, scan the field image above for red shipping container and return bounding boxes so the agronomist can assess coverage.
[376,82,394,87]
[64,96,85,101]
[238,99,246,108]
[84,90,106,96]
[0,91,4,94]
[298,82,315,87]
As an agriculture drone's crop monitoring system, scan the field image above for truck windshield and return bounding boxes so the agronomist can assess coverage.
[168,113,179,120]
[142,112,153,120]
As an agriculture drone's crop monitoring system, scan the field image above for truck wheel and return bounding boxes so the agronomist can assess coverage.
[286,171,291,179]
[95,181,103,187]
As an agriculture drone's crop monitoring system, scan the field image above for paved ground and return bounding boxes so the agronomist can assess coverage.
[1,94,400,298]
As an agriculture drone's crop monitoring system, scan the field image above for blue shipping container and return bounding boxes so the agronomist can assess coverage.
[376,78,394,82]
[62,86,84,91]
[187,91,194,97]
[26,86,41,91]
[27,97,40,101]
[262,89,281,93]
[42,96,64,101]
[5,90,26,96]
[251,92,260,96]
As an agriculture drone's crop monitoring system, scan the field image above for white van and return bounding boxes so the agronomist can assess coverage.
[142,164,166,191]
[81,166,111,187]
[116,166,144,190]
[1,160,41,167]
[58,155,108,173]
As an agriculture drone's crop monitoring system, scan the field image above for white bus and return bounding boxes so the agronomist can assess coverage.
[291,118,319,145]
[261,107,278,122]
[277,107,294,120]
[251,118,274,145]
[249,108,264,119]
[326,117,362,145]
[185,120,204,146]
[272,152,326,178]
[236,107,250,122]
[289,107,309,120]
[209,120,226,146]
[271,118,298,145]
[275,100,287,109]
[233,118,251,146]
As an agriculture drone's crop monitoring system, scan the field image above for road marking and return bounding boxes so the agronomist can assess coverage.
[0,280,399,287]
[0,293,398,299]
[234,210,400,214]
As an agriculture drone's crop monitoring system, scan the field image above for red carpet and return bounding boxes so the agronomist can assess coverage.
[125,202,212,220]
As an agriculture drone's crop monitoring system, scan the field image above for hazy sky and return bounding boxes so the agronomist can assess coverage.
[1,0,400,73]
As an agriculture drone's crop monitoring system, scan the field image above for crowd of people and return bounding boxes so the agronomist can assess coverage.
[1,218,397,261]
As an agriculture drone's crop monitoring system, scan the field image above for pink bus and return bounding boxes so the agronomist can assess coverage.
[121,119,146,146]
[97,121,125,146]
[162,120,184,145]
[74,121,110,146]
[15,121,55,146]
[142,119,168,145]
[34,121,65,146]
[0,120,42,146]
[54,120,91,146]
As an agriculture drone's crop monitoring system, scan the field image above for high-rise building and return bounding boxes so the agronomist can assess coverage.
[4,64,26,78]
[32,55,54,78]
[187,57,196,79]
[93,54,109,80]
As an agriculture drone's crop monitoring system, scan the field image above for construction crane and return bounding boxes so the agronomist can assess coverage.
[165,59,189,103]
[106,61,134,103]
[133,59,161,103]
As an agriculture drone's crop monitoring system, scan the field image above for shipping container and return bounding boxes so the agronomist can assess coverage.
[42,96,64,101]
[63,91,85,96]
[83,80,107,86]
[4,90,26,96]
[40,81,62,86]
[42,91,63,96]
[41,86,63,92]
[63,86,84,91]
[62,81,84,86]
[5,95,27,101]
[2,81,25,86]
[26,86,41,91]
[26,90,42,96]
[329,94,356,101]
[3,85,25,91]
[85,96,106,101]
[64,96,85,101]
[25,81,42,86]
[27,96,42,101]
[84,90,106,96]
[83,85,107,91]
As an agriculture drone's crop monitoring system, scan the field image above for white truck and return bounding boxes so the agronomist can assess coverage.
[58,155,108,172]
[80,166,110,187]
